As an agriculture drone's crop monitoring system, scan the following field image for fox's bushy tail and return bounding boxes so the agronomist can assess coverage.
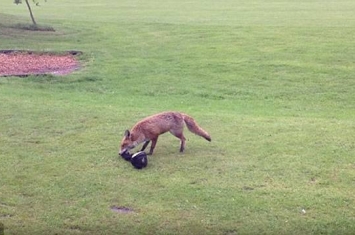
[182,113,211,141]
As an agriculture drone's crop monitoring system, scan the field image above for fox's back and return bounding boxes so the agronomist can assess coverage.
[133,111,184,135]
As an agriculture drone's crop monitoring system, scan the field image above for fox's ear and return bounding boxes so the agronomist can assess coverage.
[124,130,130,138]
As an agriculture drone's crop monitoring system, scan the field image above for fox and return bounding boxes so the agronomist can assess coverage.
[119,111,211,155]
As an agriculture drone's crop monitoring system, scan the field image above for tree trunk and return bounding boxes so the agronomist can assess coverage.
[24,0,37,25]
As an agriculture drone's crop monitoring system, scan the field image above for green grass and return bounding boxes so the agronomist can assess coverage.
[1,0,355,234]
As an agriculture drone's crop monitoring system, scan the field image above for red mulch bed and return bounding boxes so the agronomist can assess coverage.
[0,50,81,77]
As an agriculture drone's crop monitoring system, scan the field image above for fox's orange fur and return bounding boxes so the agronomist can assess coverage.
[119,111,211,155]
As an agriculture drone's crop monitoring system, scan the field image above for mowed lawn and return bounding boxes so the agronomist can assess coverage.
[1,0,355,234]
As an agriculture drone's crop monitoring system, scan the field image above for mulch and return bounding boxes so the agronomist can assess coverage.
[0,50,81,77]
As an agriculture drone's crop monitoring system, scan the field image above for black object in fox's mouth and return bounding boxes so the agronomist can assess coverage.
[120,150,132,161]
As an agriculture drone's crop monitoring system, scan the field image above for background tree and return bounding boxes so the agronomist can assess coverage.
[14,0,46,26]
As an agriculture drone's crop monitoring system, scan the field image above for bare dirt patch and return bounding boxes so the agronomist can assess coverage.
[110,205,134,214]
[0,50,81,77]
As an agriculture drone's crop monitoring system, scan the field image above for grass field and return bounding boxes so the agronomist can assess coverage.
[1,0,355,234]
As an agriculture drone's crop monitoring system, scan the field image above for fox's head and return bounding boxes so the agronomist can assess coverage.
[119,130,136,155]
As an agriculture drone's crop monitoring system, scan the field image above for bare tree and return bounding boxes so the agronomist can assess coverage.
[14,0,45,26]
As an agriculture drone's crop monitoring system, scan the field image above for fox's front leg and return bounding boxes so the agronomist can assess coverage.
[141,140,150,151]
[148,137,158,155]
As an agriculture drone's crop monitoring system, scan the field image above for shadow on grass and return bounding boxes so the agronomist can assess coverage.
[8,23,55,32]
[0,13,54,32]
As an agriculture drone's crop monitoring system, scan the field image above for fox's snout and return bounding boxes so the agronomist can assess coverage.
[119,144,135,155]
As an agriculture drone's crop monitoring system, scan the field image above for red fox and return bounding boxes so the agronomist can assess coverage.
[119,111,211,155]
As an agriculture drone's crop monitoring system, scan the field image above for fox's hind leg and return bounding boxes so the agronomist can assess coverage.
[170,129,186,153]
[179,135,186,152]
